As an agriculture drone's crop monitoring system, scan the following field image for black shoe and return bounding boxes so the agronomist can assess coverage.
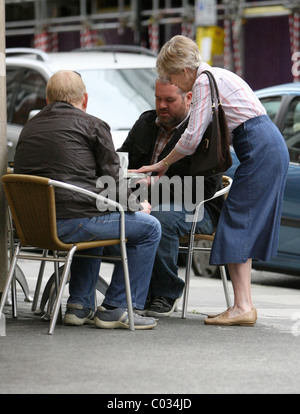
[147,296,179,317]
[134,295,152,316]
[64,303,95,326]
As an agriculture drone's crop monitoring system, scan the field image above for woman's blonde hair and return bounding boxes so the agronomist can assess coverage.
[156,35,202,78]
[46,70,86,105]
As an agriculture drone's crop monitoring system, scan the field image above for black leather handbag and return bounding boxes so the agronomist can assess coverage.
[190,70,232,177]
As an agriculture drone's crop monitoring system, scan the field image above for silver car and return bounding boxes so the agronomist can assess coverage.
[6,46,157,164]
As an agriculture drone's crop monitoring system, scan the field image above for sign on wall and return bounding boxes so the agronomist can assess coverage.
[195,0,217,27]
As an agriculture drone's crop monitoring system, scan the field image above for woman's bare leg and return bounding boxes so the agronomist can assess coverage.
[227,259,253,317]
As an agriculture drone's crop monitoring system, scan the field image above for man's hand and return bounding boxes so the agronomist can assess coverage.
[140,200,152,214]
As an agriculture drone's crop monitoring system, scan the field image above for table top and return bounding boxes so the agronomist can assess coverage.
[124,172,147,179]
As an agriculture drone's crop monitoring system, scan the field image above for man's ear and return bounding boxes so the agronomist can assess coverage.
[82,93,88,111]
[186,91,193,106]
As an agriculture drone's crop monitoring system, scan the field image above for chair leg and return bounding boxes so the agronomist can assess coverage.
[15,265,33,303]
[31,250,48,311]
[53,251,63,324]
[7,212,17,318]
[220,265,232,308]
[48,246,77,335]
[120,241,134,331]
[96,275,109,296]
[0,244,21,336]
[181,248,194,319]
[11,272,18,318]
[41,281,57,321]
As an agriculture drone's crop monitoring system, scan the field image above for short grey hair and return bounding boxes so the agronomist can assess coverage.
[156,35,202,78]
[46,70,86,105]
[155,76,188,100]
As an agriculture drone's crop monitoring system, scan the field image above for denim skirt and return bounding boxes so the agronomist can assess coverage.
[210,115,289,265]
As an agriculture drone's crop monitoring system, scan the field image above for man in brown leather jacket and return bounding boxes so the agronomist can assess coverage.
[14,70,161,330]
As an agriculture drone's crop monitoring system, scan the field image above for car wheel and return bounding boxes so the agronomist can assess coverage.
[192,240,220,278]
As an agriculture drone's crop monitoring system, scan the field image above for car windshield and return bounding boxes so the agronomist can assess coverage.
[80,68,156,130]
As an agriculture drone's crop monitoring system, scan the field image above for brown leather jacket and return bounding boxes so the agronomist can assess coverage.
[14,102,136,218]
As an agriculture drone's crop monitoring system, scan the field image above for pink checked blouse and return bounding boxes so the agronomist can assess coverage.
[175,62,267,156]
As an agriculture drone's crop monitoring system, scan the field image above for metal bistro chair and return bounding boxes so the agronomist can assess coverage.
[6,207,33,313]
[5,168,33,313]
[0,174,135,335]
[179,176,233,319]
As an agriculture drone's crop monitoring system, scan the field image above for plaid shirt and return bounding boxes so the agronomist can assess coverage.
[151,112,190,164]
[176,62,266,156]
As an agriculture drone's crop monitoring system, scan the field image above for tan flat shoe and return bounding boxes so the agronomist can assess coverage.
[206,307,231,319]
[204,308,257,327]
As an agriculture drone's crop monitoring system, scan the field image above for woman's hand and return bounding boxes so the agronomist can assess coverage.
[136,160,169,178]
[135,149,185,177]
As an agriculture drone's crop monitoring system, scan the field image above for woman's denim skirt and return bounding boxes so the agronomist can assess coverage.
[210,115,289,265]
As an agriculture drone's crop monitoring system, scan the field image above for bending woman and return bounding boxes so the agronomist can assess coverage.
[138,35,289,326]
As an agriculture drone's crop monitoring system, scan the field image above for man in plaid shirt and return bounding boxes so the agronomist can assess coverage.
[118,78,223,317]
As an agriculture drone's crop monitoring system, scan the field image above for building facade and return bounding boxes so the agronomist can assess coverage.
[4,0,300,89]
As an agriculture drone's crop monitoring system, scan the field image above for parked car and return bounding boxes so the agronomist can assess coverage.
[6,46,157,164]
[193,82,300,278]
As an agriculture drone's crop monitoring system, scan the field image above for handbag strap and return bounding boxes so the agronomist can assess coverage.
[201,70,222,108]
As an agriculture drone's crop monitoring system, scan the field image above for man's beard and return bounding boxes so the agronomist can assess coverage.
[158,112,182,128]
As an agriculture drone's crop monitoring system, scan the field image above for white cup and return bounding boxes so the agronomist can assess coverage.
[116,151,128,177]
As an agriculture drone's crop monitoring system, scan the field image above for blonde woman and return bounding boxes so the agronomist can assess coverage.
[138,35,289,326]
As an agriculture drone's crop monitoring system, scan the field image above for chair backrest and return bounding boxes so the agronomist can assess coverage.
[1,174,72,251]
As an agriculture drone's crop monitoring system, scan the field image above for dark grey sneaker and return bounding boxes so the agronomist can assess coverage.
[64,303,95,326]
[147,296,179,317]
[94,306,157,330]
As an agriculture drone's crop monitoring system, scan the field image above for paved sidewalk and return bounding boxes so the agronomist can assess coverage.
[1,261,300,394]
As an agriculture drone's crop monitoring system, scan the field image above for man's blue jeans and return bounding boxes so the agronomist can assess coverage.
[56,212,161,310]
[150,203,215,299]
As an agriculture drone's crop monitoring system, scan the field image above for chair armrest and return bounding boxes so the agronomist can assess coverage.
[188,176,233,228]
[203,176,233,204]
[48,179,124,212]
[48,179,126,241]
